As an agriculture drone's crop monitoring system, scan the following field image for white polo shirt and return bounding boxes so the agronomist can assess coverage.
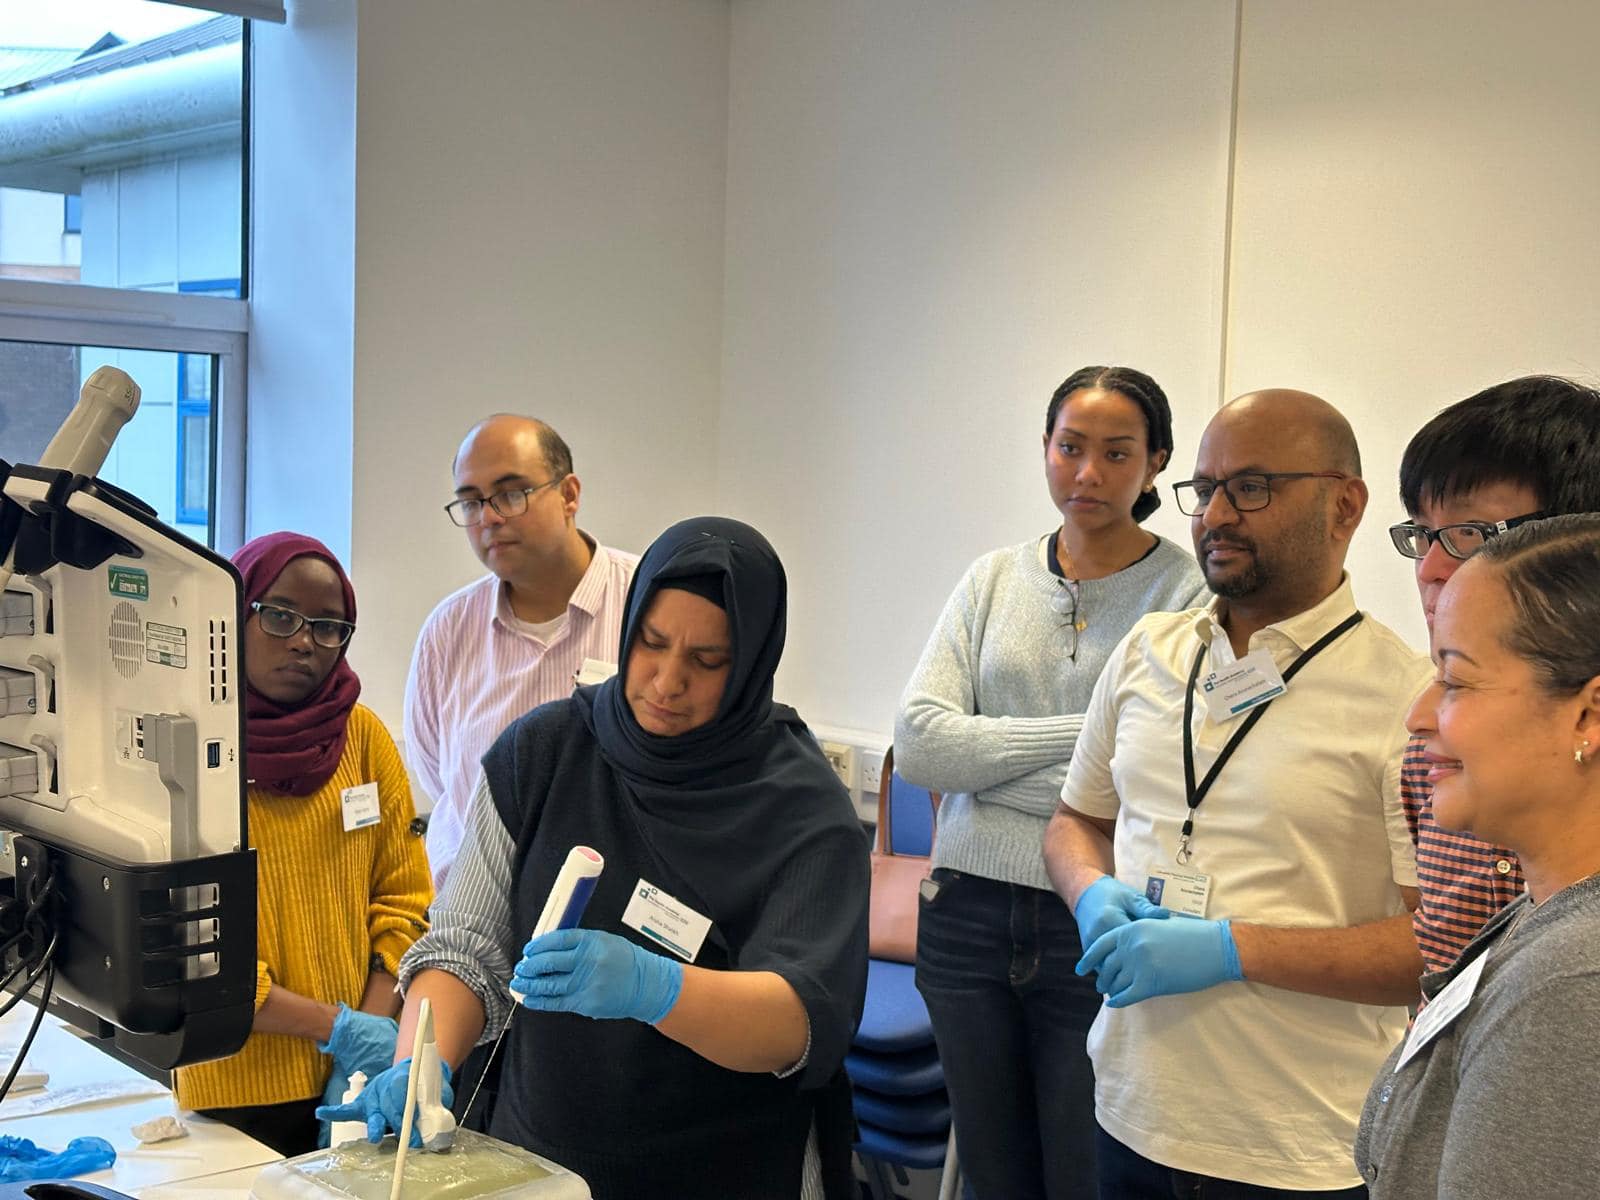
[1062,576,1431,1190]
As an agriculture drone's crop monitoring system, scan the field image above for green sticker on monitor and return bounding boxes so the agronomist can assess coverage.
[108,565,149,601]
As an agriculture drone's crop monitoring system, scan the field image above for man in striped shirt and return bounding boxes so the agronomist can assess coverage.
[404,415,638,893]
[1393,376,1600,973]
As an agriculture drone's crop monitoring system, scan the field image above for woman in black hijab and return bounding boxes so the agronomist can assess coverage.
[326,517,870,1199]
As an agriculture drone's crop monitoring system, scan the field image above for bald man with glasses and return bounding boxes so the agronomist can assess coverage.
[1045,390,1432,1198]
[404,415,637,894]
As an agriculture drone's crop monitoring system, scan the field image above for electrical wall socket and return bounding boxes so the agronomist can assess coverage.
[860,753,884,796]
[819,740,857,791]
[807,724,891,822]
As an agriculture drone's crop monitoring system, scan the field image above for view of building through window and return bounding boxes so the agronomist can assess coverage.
[0,1,245,548]
[0,341,220,545]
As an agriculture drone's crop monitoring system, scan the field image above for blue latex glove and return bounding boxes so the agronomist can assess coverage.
[314,1057,454,1147]
[1076,915,1243,1008]
[318,1004,400,1077]
[1072,874,1169,948]
[317,1065,350,1148]
[511,928,683,1024]
[0,1134,116,1182]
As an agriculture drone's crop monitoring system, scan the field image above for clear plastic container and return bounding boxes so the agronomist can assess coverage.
[250,1129,590,1200]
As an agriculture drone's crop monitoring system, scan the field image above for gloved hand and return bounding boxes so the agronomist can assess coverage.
[317,1065,349,1147]
[1076,915,1242,1008]
[1072,874,1169,948]
[511,928,683,1024]
[318,1004,400,1077]
[314,1057,454,1148]
[0,1134,116,1182]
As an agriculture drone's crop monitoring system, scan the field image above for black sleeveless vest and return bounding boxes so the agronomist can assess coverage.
[483,704,821,1199]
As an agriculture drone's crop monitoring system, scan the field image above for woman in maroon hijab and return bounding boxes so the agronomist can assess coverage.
[172,532,432,1157]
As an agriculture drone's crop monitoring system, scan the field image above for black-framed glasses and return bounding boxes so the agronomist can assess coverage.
[1050,582,1083,663]
[1171,472,1349,516]
[1388,511,1546,561]
[443,476,565,527]
[250,601,356,648]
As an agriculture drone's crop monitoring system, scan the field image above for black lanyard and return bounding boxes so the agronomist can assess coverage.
[1177,611,1364,864]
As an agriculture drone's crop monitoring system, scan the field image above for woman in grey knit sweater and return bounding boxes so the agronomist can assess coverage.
[896,366,1206,1200]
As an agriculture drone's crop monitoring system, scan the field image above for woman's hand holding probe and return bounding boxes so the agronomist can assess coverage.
[511,928,683,1024]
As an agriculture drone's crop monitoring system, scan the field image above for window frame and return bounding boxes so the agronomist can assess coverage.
[0,9,252,555]
[173,279,242,529]
[0,277,248,551]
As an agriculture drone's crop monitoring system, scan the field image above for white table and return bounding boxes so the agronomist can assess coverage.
[0,1001,281,1198]
[135,1163,264,1198]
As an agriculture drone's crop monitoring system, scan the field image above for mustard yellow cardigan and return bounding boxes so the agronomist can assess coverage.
[175,704,432,1110]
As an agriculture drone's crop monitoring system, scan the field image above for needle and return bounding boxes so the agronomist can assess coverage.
[459,846,604,1126]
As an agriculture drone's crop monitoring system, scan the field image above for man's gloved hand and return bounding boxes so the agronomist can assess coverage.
[314,1057,454,1147]
[511,928,683,1024]
[1072,874,1170,949]
[317,1004,399,1077]
[1076,915,1243,1008]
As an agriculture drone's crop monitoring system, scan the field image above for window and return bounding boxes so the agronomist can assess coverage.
[0,4,244,291]
[174,279,239,528]
[0,332,243,547]
[0,1,250,548]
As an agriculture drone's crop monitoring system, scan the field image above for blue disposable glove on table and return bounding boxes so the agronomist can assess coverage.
[1076,915,1243,1007]
[318,1004,400,1076]
[314,1057,454,1147]
[0,1134,116,1182]
[1072,873,1169,948]
[511,928,683,1024]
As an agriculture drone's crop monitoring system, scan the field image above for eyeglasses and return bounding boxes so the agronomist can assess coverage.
[250,601,356,648]
[1388,511,1546,561]
[1050,583,1083,663]
[444,476,565,527]
[1171,472,1349,516]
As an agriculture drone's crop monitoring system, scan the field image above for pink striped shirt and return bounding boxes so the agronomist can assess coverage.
[403,538,638,891]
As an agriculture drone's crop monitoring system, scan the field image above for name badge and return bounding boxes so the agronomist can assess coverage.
[1393,951,1488,1073]
[574,658,619,688]
[1144,868,1212,917]
[1199,649,1287,721]
[621,878,712,963]
[340,782,381,832]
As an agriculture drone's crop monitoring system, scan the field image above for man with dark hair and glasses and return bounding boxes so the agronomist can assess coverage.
[1392,375,1600,982]
[1045,389,1432,1198]
[404,414,637,893]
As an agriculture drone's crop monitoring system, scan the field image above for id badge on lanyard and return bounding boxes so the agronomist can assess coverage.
[1176,612,1364,864]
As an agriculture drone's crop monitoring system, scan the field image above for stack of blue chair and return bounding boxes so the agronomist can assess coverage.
[849,748,960,1200]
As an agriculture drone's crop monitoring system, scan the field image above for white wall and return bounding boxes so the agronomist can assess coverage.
[347,0,730,730]
[1225,0,1600,650]
[721,0,1238,732]
[248,0,358,564]
[0,187,78,266]
[320,0,1600,746]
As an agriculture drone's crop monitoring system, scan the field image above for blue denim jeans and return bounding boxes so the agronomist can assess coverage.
[1095,1126,1369,1200]
[915,868,1101,1200]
